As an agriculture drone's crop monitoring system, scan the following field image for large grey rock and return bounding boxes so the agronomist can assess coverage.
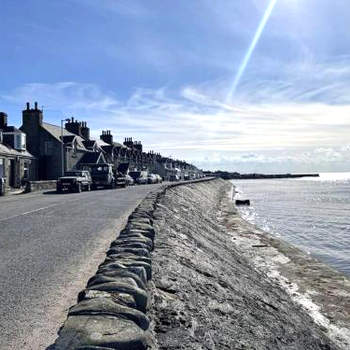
[127,223,155,235]
[55,315,148,350]
[111,237,153,250]
[88,270,146,291]
[107,247,151,258]
[109,259,152,280]
[102,253,152,265]
[69,298,150,330]
[126,229,155,241]
[84,281,148,312]
[128,217,153,226]
[97,262,148,285]
[76,346,114,349]
[78,290,137,309]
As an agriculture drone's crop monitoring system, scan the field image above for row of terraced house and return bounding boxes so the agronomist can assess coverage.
[0,102,202,193]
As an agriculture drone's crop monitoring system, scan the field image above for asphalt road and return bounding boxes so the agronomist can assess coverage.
[0,184,162,350]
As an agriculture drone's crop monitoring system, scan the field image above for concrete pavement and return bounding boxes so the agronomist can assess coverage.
[0,184,162,350]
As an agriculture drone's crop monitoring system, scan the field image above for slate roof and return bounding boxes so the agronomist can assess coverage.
[2,126,23,133]
[42,122,87,150]
[0,143,35,158]
[42,122,75,140]
[95,139,110,147]
[78,151,105,164]
[82,140,96,149]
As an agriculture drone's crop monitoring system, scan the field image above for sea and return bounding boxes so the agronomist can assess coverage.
[233,172,350,277]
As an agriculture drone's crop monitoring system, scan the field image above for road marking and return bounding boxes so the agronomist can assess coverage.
[0,203,64,223]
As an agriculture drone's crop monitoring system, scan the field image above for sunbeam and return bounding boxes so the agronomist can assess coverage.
[226,0,278,103]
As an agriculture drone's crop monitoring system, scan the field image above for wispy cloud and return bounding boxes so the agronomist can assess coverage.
[2,63,350,172]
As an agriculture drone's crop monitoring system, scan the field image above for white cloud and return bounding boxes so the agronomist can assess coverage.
[2,71,350,172]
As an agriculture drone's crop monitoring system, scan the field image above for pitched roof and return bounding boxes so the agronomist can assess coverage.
[42,122,87,150]
[95,139,110,147]
[0,143,35,158]
[42,122,74,140]
[78,151,105,165]
[2,126,23,133]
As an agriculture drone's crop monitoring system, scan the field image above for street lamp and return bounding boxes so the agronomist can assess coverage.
[61,118,70,176]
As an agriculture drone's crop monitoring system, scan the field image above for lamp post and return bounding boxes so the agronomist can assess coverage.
[61,118,70,176]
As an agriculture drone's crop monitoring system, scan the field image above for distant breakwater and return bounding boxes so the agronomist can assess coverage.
[204,171,320,180]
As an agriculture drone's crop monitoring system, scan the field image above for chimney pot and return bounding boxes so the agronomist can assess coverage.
[34,102,38,110]
[26,102,30,110]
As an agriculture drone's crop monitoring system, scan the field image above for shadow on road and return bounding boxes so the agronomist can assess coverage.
[42,190,58,195]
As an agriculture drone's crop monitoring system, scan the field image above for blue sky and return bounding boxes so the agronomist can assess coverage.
[1,0,350,172]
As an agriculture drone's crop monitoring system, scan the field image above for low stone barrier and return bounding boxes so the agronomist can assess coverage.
[25,180,57,193]
[54,178,216,349]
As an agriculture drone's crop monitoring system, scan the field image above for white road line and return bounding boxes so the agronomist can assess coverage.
[0,203,65,223]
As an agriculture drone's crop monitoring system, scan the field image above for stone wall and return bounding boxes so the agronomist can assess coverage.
[25,180,57,193]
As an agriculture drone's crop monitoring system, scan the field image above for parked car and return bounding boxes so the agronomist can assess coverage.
[129,170,148,185]
[57,170,92,193]
[155,174,163,183]
[90,163,116,189]
[115,173,134,188]
[125,174,134,186]
[147,174,158,184]
[169,174,180,182]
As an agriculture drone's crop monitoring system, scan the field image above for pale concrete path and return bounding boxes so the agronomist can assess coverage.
[0,184,162,350]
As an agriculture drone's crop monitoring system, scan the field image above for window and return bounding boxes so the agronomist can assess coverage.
[44,141,53,155]
[0,158,3,178]
[14,133,26,151]
[23,162,29,179]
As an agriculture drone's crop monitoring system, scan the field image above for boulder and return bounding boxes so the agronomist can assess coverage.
[83,281,148,312]
[69,298,150,330]
[55,315,148,350]
[78,290,137,309]
[88,270,146,291]
[106,247,150,258]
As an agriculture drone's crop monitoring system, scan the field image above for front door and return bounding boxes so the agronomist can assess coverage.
[9,159,15,187]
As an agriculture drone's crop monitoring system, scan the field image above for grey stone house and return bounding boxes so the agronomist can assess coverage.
[0,112,36,190]
[20,102,103,180]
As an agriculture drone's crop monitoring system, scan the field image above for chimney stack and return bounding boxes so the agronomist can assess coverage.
[100,130,113,145]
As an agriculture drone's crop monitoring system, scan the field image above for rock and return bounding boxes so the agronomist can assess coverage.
[97,262,148,285]
[88,270,147,291]
[103,254,152,265]
[84,281,148,312]
[126,229,155,241]
[109,242,152,252]
[69,298,150,330]
[55,315,148,350]
[111,237,153,251]
[107,247,151,258]
[78,290,137,309]
[127,223,155,236]
[75,346,114,350]
[128,217,153,226]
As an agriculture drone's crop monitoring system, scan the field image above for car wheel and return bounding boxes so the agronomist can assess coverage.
[57,187,63,194]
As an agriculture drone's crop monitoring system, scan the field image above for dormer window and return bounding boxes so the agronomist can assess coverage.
[14,132,26,151]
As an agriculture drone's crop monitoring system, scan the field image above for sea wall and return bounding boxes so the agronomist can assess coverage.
[53,178,215,349]
[53,178,347,349]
